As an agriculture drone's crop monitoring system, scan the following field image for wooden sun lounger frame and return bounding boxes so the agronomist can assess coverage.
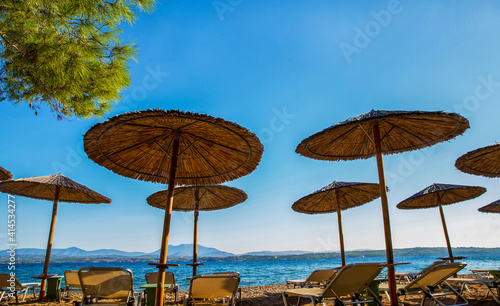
[380,261,468,306]
[282,263,385,306]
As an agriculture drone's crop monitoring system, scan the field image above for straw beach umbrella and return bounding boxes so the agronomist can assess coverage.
[397,183,486,261]
[148,185,247,276]
[84,109,263,306]
[0,174,111,301]
[455,143,500,178]
[292,181,381,266]
[455,144,500,214]
[295,110,469,305]
[478,199,500,213]
[0,166,13,181]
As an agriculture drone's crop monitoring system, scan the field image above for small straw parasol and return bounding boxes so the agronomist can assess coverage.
[478,199,500,213]
[296,110,469,305]
[292,181,381,266]
[148,185,247,276]
[0,166,13,181]
[84,109,263,306]
[0,174,111,301]
[397,183,486,261]
[455,143,500,178]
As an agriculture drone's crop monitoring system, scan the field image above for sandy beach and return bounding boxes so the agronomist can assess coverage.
[3,280,498,306]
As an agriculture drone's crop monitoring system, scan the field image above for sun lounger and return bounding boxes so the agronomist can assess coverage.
[379,261,468,306]
[78,267,141,306]
[286,268,337,288]
[281,263,384,306]
[183,274,240,306]
[61,270,83,299]
[394,261,447,284]
[0,273,40,303]
[447,269,500,304]
[212,272,242,301]
[145,271,179,302]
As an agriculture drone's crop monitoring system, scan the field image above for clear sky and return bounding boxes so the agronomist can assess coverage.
[1,0,499,255]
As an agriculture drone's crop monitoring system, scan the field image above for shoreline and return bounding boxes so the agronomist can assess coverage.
[3,277,498,306]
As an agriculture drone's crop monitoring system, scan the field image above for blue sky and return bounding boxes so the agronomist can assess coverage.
[1,0,499,254]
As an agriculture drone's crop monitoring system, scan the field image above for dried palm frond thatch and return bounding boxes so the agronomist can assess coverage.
[296,110,469,161]
[0,166,13,181]
[84,109,264,185]
[455,143,500,178]
[292,181,381,214]
[0,174,111,204]
[397,183,486,209]
[478,199,500,213]
[148,185,247,211]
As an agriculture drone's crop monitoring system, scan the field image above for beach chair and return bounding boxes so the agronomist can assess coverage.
[183,274,240,306]
[0,273,40,303]
[394,261,447,284]
[78,267,141,306]
[379,261,468,306]
[145,271,179,302]
[447,269,500,304]
[212,272,242,301]
[281,263,384,306]
[61,270,83,299]
[286,268,337,288]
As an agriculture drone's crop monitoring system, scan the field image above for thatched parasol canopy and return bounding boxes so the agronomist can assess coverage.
[292,181,380,214]
[455,143,500,178]
[397,183,485,263]
[295,109,469,306]
[0,174,110,301]
[296,110,469,161]
[478,199,500,213]
[292,181,381,266]
[147,185,247,276]
[84,109,262,306]
[0,166,13,181]
[148,185,247,211]
[397,183,486,209]
[0,174,112,203]
[84,109,263,185]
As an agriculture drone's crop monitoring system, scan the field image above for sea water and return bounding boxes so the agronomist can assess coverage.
[1,253,498,291]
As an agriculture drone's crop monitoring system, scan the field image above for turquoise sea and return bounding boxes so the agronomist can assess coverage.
[2,253,499,291]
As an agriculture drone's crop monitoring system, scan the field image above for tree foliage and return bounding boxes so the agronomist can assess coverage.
[0,0,155,119]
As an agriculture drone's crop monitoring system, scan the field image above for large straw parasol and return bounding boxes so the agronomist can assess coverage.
[397,183,485,262]
[148,185,247,276]
[295,110,469,305]
[478,199,500,213]
[455,143,500,178]
[292,181,381,266]
[0,174,111,300]
[0,166,13,181]
[84,109,263,306]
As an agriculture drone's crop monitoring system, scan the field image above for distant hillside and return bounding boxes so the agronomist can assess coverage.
[0,244,234,259]
[243,250,312,256]
[148,244,234,258]
[6,247,147,257]
[1,246,499,264]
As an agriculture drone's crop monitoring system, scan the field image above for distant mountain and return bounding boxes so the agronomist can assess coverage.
[7,247,148,257]
[1,244,234,258]
[242,250,311,256]
[148,244,234,258]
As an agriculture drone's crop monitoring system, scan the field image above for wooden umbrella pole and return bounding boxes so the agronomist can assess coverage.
[192,189,200,277]
[372,123,398,306]
[39,186,60,301]
[335,190,346,266]
[436,193,454,262]
[155,132,180,306]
